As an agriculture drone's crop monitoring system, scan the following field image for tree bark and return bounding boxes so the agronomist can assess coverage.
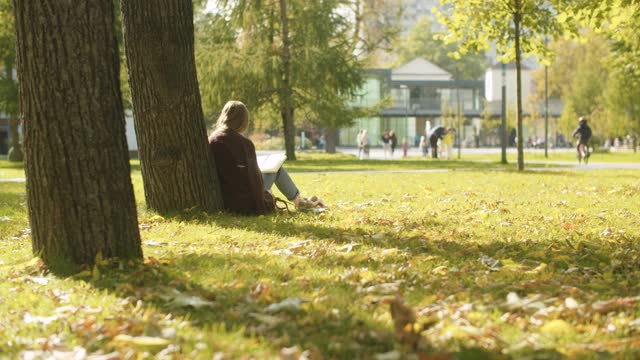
[325,128,339,154]
[514,0,524,171]
[120,0,222,213]
[279,0,297,160]
[13,0,142,271]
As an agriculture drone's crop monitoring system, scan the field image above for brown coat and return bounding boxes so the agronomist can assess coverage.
[208,129,274,215]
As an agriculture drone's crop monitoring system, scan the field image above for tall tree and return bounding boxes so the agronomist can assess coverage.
[198,0,386,156]
[120,0,222,213]
[598,1,640,136]
[393,16,487,79]
[355,0,403,67]
[435,0,576,170]
[13,0,141,272]
[0,0,21,161]
[278,0,296,159]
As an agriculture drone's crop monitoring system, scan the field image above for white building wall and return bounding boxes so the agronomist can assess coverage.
[391,73,451,81]
[485,66,533,105]
[125,113,138,151]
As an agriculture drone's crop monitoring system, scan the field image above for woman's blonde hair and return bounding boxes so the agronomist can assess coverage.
[215,100,249,132]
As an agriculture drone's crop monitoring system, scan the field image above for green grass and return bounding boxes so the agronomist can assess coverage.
[1,158,640,358]
[463,148,640,163]
[286,153,567,173]
[0,160,26,179]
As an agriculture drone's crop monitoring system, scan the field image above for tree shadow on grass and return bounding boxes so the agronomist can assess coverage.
[165,209,444,250]
[89,252,398,358]
[87,251,535,359]
[0,160,26,170]
[81,226,640,359]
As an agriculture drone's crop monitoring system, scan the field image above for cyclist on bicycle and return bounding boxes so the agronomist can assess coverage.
[571,116,592,164]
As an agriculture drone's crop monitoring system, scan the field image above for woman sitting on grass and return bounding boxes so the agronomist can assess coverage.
[208,100,325,215]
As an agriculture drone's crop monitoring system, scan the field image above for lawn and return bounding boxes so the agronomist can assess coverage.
[1,158,640,359]
[464,149,640,164]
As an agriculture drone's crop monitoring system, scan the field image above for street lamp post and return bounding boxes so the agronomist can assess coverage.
[501,63,507,164]
[456,87,462,159]
[401,85,409,143]
[544,38,549,158]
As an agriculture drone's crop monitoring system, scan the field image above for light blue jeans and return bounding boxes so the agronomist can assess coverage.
[262,167,300,201]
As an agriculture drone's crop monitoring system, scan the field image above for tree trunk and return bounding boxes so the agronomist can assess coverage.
[279,0,296,161]
[325,128,339,154]
[514,0,524,171]
[120,0,222,213]
[7,115,22,162]
[13,0,142,272]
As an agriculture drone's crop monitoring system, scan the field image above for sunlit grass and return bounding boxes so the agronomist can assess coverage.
[1,161,640,358]
[462,148,640,163]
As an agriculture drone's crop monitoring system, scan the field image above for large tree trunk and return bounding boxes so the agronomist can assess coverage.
[514,0,524,171]
[13,0,142,272]
[325,128,339,154]
[279,0,297,161]
[120,0,222,213]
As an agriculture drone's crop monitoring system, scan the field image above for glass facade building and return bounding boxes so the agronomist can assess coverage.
[341,67,485,147]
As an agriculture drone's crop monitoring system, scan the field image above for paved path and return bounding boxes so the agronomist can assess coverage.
[1,149,639,183]
[331,147,640,171]
[0,178,26,182]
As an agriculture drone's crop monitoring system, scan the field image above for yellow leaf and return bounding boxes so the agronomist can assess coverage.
[432,266,448,275]
[148,215,165,223]
[113,334,170,352]
[526,263,547,274]
[540,319,574,338]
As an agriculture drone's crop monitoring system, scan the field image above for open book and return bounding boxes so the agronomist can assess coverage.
[257,153,287,173]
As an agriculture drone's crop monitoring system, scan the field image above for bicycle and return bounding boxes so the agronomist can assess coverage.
[577,143,590,165]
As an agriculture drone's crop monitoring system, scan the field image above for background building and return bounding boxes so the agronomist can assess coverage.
[342,58,484,147]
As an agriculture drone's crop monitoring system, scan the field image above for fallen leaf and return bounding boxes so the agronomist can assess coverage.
[144,240,166,247]
[374,350,402,360]
[432,266,448,275]
[337,243,360,253]
[362,282,402,295]
[265,297,306,313]
[113,334,170,352]
[592,296,640,314]
[30,277,49,285]
[249,312,283,327]
[539,319,574,338]
[160,289,216,309]
[565,297,579,310]
[148,215,166,223]
[23,312,59,325]
[478,255,501,271]
[388,295,419,348]
[280,346,302,360]
[139,223,153,230]
[526,263,547,275]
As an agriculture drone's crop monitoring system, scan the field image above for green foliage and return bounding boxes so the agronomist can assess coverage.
[603,69,640,136]
[7,145,22,162]
[2,159,640,357]
[531,30,640,139]
[113,0,132,110]
[0,0,18,116]
[393,16,488,79]
[434,0,576,66]
[434,0,583,170]
[195,0,373,133]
